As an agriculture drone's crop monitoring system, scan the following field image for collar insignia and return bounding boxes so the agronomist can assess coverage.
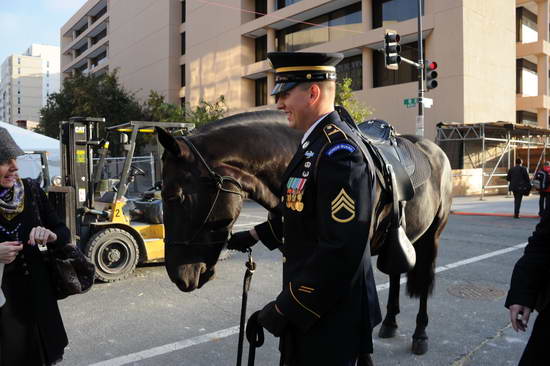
[305,150,315,158]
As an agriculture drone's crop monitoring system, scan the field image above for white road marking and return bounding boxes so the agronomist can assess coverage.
[89,242,527,366]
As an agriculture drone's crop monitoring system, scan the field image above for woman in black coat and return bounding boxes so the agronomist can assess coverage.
[0,128,70,365]
[505,209,550,365]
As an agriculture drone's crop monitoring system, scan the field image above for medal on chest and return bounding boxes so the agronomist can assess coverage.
[286,177,307,212]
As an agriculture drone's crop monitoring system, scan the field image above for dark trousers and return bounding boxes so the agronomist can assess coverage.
[519,311,549,366]
[513,191,523,217]
[539,192,550,215]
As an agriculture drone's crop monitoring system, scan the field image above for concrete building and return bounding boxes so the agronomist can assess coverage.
[0,44,60,125]
[60,0,550,139]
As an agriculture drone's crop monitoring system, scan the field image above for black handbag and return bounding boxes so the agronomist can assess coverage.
[29,180,96,300]
[518,181,532,196]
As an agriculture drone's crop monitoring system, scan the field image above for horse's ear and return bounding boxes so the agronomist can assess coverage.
[156,127,189,159]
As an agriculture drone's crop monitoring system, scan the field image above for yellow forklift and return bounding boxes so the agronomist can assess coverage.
[48,117,194,282]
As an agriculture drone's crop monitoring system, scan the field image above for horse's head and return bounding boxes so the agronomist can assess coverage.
[157,127,244,292]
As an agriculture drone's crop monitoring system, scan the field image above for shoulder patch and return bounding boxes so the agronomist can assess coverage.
[326,143,356,156]
[323,124,348,143]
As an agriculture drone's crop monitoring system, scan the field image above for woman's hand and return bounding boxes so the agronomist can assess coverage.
[509,304,532,332]
[0,241,23,264]
[28,226,57,246]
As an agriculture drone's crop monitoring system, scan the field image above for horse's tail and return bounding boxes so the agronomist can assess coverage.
[406,203,449,298]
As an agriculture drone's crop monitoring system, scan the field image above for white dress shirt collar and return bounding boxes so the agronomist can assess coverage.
[301,113,330,145]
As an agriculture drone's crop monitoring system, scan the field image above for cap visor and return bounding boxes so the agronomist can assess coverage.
[271,82,298,96]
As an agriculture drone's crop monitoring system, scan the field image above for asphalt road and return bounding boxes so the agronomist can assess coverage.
[57,201,539,366]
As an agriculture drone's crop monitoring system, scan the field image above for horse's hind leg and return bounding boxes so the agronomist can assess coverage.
[407,208,448,355]
[378,273,401,338]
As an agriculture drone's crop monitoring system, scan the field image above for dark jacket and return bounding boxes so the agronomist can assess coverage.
[255,111,382,365]
[507,165,530,192]
[505,212,550,312]
[1,179,70,365]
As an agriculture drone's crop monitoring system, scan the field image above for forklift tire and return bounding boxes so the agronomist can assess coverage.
[85,228,139,282]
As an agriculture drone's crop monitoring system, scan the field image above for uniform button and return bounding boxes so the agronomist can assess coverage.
[22,262,27,267]
[24,270,29,275]
[283,257,287,263]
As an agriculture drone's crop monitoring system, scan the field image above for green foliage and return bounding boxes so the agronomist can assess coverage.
[142,91,227,128]
[38,70,143,139]
[335,78,373,123]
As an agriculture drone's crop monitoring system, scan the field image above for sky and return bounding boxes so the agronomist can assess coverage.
[0,0,88,63]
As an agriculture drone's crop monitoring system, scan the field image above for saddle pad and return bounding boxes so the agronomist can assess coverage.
[396,137,431,189]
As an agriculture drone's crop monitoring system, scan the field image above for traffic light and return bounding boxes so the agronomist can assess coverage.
[384,30,401,70]
[425,61,438,90]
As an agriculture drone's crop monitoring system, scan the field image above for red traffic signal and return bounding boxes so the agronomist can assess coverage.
[425,60,438,90]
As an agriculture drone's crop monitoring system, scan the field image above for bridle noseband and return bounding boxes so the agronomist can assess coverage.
[167,136,244,248]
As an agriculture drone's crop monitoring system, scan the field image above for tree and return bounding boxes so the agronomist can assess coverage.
[142,91,227,128]
[335,78,373,123]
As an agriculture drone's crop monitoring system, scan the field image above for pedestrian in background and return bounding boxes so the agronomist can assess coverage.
[505,210,550,365]
[0,128,71,365]
[507,158,531,218]
[534,161,550,216]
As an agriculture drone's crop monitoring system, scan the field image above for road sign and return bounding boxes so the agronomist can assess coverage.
[404,98,417,108]
[419,97,433,108]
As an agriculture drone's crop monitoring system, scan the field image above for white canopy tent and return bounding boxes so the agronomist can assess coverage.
[0,121,61,180]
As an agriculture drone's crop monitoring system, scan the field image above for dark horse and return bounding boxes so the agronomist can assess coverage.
[157,110,452,355]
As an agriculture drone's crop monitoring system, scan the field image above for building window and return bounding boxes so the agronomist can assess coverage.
[181,64,186,87]
[255,35,267,62]
[181,0,186,23]
[46,70,49,77]
[517,111,538,125]
[17,90,20,94]
[516,7,537,43]
[17,58,20,65]
[255,77,267,106]
[17,97,20,104]
[180,97,186,107]
[372,0,423,29]
[181,32,186,55]
[277,0,301,10]
[18,68,20,74]
[373,41,421,88]
[337,55,362,91]
[276,2,361,52]
[17,108,20,114]
[516,58,537,96]
[256,0,267,18]
[47,61,50,68]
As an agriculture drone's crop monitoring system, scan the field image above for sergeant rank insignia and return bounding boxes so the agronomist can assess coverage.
[331,188,355,223]
[286,177,307,212]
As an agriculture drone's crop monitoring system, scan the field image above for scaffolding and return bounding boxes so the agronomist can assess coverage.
[436,122,550,200]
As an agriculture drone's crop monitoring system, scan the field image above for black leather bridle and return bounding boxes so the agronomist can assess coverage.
[166,136,244,248]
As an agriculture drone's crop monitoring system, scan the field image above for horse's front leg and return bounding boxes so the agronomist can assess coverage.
[378,273,401,338]
[411,293,429,355]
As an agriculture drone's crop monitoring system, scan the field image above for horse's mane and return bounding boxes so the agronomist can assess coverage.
[192,110,288,136]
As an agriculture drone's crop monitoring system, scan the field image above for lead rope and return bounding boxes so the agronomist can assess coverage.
[236,249,257,366]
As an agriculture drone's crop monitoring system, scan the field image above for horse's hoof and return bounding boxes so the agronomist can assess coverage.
[411,338,428,355]
[378,323,397,338]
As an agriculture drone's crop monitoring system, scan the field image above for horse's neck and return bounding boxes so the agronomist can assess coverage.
[206,132,298,212]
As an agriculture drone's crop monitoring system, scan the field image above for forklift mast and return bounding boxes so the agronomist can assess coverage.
[60,117,105,210]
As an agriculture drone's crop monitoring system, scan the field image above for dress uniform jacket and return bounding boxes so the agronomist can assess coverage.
[505,212,550,365]
[255,111,382,365]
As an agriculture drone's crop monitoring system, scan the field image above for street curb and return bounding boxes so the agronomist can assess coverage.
[451,211,540,219]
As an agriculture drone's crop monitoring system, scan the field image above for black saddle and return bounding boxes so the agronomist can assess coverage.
[358,119,415,202]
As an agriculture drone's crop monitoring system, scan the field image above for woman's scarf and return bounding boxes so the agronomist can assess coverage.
[0,178,24,220]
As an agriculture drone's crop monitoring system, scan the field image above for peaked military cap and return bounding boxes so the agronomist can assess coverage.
[0,128,24,162]
[267,52,344,96]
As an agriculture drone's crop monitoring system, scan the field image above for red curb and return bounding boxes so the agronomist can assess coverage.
[451,211,540,219]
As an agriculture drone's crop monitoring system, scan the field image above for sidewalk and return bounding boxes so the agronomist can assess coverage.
[451,194,541,218]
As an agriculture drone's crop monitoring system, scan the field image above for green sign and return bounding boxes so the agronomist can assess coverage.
[403,98,417,108]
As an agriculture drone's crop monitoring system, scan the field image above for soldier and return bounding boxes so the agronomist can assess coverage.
[228,52,381,366]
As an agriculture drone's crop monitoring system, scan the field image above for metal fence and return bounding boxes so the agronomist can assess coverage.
[94,154,156,197]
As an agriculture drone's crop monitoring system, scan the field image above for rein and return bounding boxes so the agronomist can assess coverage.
[236,249,262,366]
[170,136,244,247]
